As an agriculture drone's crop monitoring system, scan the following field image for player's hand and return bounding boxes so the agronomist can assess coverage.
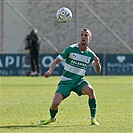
[45,71,51,78]
[93,56,101,73]
[94,56,100,63]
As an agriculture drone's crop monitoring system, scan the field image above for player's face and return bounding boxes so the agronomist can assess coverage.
[80,30,91,46]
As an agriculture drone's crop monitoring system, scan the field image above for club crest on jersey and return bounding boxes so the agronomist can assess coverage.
[85,57,91,63]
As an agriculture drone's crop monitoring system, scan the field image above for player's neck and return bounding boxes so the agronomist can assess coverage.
[78,43,88,51]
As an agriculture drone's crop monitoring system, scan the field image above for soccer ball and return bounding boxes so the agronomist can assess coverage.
[56,7,72,23]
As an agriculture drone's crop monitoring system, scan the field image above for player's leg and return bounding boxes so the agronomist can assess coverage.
[50,93,64,118]
[39,81,72,125]
[81,84,99,125]
[31,55,35,72]
[34,54,40,74]
[39,93,64,125]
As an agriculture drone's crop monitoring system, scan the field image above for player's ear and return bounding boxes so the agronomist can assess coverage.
[89,36,92,41]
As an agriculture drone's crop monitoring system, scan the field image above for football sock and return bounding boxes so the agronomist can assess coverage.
[88,98,97,118]
[49,108,58,119]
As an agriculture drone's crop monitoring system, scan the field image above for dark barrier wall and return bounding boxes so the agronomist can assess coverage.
[0,54,29,76]
[106,54,133,75]
[40,54,62,76]
[0,54,132,76]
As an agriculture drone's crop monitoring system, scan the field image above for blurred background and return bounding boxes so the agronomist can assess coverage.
[0,0,132,76]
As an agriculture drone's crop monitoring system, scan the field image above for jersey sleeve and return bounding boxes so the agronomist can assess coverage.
[90,50,96,63]
[58,46,71,61]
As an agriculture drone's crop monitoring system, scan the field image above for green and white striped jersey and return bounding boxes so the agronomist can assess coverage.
[58,43,96,81]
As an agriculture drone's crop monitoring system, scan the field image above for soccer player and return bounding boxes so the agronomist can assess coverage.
[40,28,101,126]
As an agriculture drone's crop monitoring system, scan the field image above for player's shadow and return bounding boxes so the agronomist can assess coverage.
[0,124,88,129]
[0,125,46,129]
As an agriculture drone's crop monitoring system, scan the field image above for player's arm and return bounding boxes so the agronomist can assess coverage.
[92,56,101,73]
[45,57,61,78]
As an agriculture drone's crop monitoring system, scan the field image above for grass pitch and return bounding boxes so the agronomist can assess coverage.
[0,76,132,133]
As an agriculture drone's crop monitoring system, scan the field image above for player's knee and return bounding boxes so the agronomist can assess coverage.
[88,88,95,98]
[84,86,95,97]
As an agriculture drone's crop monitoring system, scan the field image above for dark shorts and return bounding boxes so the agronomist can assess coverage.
[55,79,89,98]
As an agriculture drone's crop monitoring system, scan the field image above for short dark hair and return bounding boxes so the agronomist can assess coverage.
[81,28,92,37]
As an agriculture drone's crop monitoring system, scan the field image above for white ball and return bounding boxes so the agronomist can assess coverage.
[56,7,72,23]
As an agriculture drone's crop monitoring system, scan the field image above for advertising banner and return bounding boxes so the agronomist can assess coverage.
[0,54,31,76]
[106,54,133,75]
[40,54,63,76]
[1,54,132,76]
